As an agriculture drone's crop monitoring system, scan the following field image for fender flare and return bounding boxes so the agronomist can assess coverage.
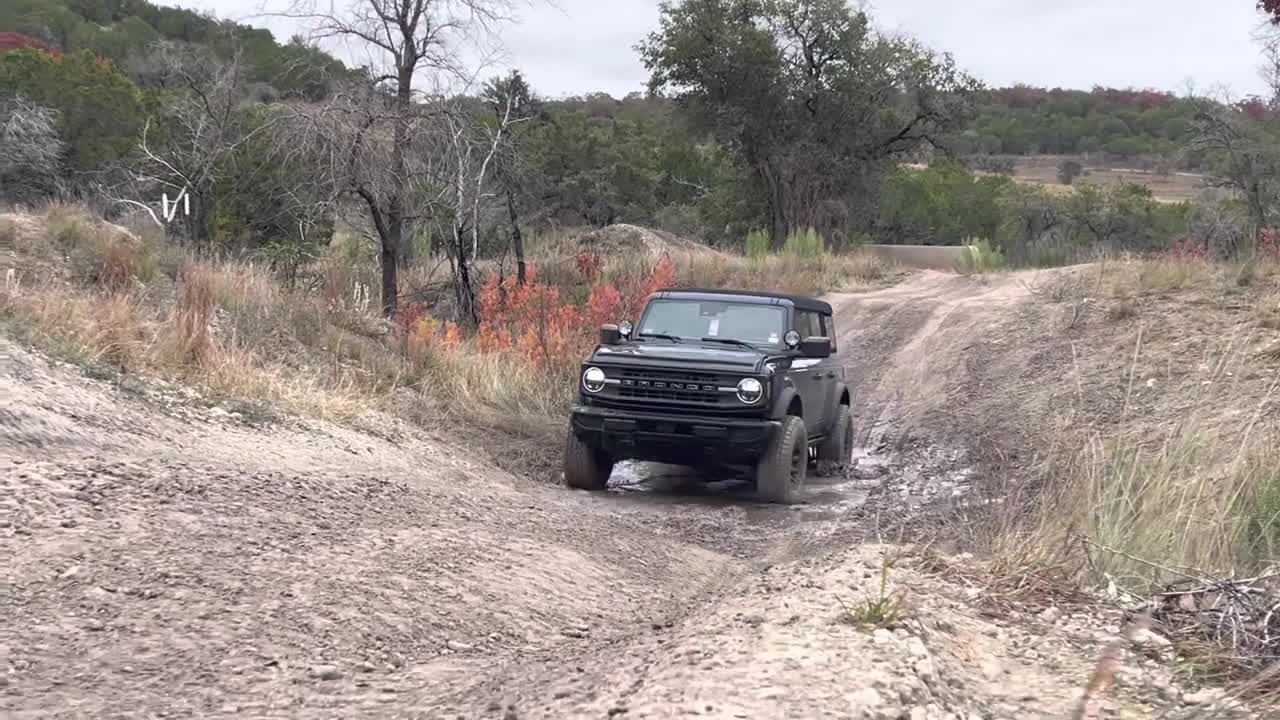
[770,386,802,420]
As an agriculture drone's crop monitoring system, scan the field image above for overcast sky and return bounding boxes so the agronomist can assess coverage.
[175,0,1274,99]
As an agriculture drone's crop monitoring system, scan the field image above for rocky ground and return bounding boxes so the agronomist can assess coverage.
[1,273,1257,718]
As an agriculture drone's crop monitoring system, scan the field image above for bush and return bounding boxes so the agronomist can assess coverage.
[47,206,157,289]
[1057,159,1084,185]
[782,226,824,258]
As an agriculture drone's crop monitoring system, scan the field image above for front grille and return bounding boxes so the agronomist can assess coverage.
[616,368,723,405]
[592,366,754,412]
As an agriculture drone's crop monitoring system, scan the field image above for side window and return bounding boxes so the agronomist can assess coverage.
[795,310,819,339]
[821,313,836,352]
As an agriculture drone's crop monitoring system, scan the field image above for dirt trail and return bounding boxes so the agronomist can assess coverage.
[1,272,1211,719]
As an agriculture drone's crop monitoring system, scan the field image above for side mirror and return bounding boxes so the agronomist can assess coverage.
[599,324,622,346]
[799,336,831,358]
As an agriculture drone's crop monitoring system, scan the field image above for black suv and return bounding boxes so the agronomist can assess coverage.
[564,288,852,504]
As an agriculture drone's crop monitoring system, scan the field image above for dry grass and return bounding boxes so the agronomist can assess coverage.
[676,251,897,296]
[13,206,888,476]
[998,255,1280,587]
[981,255,1280,701]
[524,225,899,298]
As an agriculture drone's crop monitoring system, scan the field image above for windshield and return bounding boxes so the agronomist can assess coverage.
[637,299,786,347]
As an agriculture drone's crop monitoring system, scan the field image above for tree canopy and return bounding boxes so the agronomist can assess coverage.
[639,0,982,246]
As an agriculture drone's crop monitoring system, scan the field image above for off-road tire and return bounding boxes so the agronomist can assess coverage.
[816,404,853,472]
[756,415,807,504]
[564,428,613,491]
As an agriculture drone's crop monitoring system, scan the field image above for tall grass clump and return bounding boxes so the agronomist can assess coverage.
[782,226,825,258]
[745,227,770,263]
[955,237,1007,274]
[1001,400,1280,592]
[163,264,217,367]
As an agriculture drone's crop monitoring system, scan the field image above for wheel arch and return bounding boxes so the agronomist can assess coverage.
[837,383,851,407]
[770,386,803,420]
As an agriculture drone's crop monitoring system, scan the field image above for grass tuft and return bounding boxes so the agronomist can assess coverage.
[956,237,1008,274]
[837,553,906,629]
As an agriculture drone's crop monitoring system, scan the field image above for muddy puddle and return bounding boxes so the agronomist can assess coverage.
[603,446,893,525]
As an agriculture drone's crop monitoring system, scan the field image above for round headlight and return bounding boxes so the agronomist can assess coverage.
[736,377,764,404]
[582,366,607,393]
[784,330,801,349]
[619,320,634,338]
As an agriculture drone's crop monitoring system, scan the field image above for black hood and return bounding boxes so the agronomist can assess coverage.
[589,340,767,373]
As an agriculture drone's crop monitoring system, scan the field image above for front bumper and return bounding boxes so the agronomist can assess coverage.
[570,404,777,465]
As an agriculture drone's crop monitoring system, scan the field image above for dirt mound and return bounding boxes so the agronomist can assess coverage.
[577,223,726,260]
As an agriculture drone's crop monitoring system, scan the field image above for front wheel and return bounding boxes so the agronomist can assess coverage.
[564,428,613,491]
[756,416,807,504]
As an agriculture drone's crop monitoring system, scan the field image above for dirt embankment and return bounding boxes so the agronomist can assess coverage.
[2,267,1259,719]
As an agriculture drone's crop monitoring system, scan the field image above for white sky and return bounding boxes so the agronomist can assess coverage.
[177,0,1275,99]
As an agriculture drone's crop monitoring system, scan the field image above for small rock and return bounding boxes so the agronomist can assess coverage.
[357,661,377,673]
[84,619,105,632]
[310,665,343,681]
[848,687,883,708]
[446,640,473,652]
[872,628,894,645]
[1182,688,1225,706]
[905,637,929,658]
[607,705,628,717]
[1131,628,1172,649]
[1037,606,1062,624]
[60,518,78,528]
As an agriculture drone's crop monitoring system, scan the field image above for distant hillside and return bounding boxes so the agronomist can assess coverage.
[0,0,357,99]
[954,84,1249,171]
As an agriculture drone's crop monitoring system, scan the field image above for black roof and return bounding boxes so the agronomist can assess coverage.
[651,288,833,314]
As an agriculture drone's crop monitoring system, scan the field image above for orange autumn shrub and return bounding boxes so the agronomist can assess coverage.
[476,256,677,369]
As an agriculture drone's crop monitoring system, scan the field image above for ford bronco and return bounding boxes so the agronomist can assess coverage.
[564,288,852,504]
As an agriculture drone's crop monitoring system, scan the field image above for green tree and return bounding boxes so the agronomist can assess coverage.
[639,0,981,248]
[0,48,144,171]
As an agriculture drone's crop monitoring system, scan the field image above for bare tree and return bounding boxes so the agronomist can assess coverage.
[1188,188,1248,259]
[482,69,540,285]
[1189,99,1280,247]
[278,0,514,318]
[127,43,272,245]
[0,98,65,204]
[430,93,527,323]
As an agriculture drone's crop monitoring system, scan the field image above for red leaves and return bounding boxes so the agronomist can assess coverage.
[0,32,60,57]
[575,250,603,280]
[392,257,679,369]
[476,257,677,368]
